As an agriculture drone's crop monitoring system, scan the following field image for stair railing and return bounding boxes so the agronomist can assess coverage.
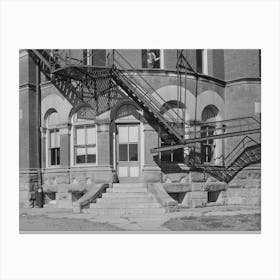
[112,67,184,141]
[112,50,185,125]
[224,135,260,166]
[183,117,260,141]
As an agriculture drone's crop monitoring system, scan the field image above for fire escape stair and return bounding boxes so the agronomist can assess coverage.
[111,68,184,143]
[29,49,185,144]
[196,144,261,183]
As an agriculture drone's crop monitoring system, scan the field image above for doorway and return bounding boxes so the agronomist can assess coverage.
[116,124,140,182]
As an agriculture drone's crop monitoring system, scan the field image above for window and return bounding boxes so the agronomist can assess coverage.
[196,49,208,74]
[196,49,203,73]
[118,126,138,162]
[74,125,96,164]
[46,111,60,167]
[72,107,97,165]
[201,125,215,163]
[142,49,161,68]
[160,139,184,163]
[159,127,184,164]
[49,129,60,166]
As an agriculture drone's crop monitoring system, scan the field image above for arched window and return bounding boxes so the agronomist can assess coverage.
[72,107,96,165]
[115,104,140,122]
[201,105,220,163]
[46,110,60,167]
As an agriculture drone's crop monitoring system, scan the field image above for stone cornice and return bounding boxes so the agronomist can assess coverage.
[19,83,36,90]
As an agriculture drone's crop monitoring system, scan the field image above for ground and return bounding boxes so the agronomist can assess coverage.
[19,205,261,232]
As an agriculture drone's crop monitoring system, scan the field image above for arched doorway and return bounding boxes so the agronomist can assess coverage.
[201,105,223,165]
[114,103,142,182]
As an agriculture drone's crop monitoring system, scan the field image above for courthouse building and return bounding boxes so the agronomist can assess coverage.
[19,49,261,211]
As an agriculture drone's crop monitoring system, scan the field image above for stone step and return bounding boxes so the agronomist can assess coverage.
[106,187,147,193]
[102,192,149,198]
[83,207,165,216]
[96,197,155,203]
[113,183,147,188]
[91,202,160,209]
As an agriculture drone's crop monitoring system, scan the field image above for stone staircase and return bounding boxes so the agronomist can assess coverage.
[83,183,165,217]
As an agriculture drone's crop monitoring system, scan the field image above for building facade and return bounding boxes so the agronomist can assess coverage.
[19,49,261,210]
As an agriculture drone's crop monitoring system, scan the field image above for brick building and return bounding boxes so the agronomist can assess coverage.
[19,49,261,212]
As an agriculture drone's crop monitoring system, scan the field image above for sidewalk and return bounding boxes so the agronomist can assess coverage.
[20,205,261,232]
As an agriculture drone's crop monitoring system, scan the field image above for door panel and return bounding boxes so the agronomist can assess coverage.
[117,124,140,181]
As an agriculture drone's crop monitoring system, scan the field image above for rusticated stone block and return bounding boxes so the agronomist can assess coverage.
[57,184,69,193]
[181,191,207,208]
[191,182,204,192]
[56,192,72,208]
[56,175,70,184]
[189,171,206,182]
[245,179,261,189]
[204,182,227,192]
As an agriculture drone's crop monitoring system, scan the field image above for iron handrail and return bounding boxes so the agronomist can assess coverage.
[225,136,259,165]
[183,117,260,139]
[190,135,260,167]
[112,62,181,125]
[112,68,184,141]
[113,50,185,123]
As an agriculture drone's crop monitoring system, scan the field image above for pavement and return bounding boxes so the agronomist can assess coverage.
[20,205,261,232]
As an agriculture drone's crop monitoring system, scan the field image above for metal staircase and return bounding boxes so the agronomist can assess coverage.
[189,136,261,183]
[29,49,186,143]
[29,49,261,183]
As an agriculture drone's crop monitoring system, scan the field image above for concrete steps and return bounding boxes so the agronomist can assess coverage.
[83,208,165,216]
[106,187,147,193]
[96,197,155,203]
[84,183,164,216]
[90,202,160,209]
[102,192,149,198]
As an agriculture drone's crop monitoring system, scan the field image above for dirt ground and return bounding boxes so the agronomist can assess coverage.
[19,205,261,232]
[163,213,261,231]
[20,214,124,231]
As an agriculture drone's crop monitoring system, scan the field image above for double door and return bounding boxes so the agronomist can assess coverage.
[116,124,140,182]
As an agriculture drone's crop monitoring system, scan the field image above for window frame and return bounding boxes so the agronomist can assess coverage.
[45,111,60,169]
[142,49,161,69]
[73,124,97,165]
[48,128,60,167]
[200,125,215,163]
[159,124,184,164]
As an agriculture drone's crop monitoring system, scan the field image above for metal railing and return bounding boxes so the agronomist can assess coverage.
[112,50,185,125]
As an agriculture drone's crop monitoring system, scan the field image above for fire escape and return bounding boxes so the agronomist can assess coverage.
[29,49,261,183]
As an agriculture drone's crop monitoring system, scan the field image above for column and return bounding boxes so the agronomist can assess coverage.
[19,50,40,208]
[214,123,225,166]
[96,122,116,183]
[141,122,161,182]
[55,124,71,208]
[58,124,71,168]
